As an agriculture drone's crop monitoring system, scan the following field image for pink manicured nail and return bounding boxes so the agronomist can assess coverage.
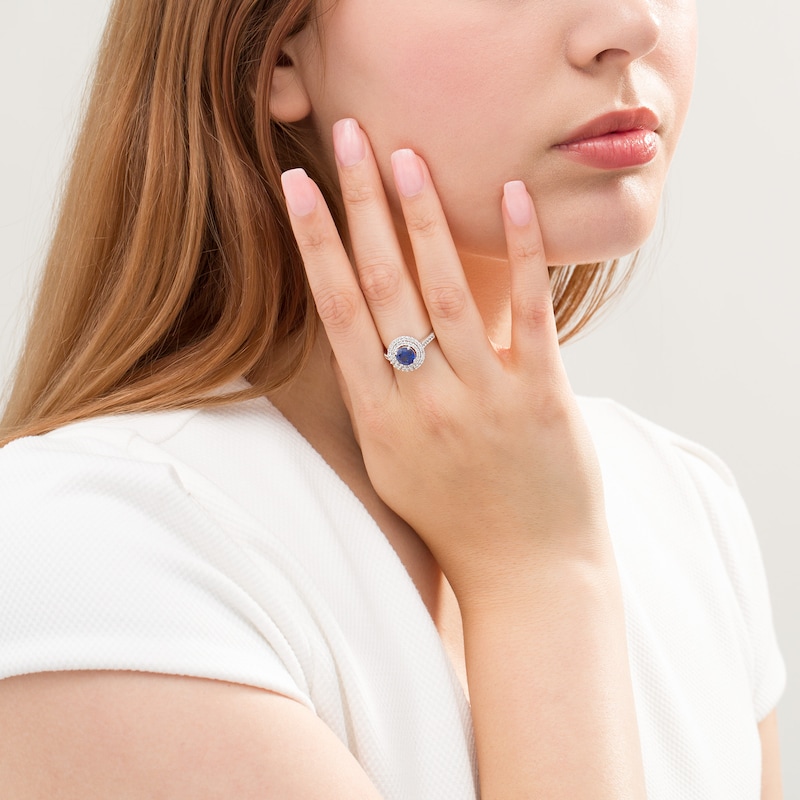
[503,180,532,227]
[281,168,317,217]
[391,149,425,198]
[333,119,366,167]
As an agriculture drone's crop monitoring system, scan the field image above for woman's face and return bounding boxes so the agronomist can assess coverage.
[289,0,697,266]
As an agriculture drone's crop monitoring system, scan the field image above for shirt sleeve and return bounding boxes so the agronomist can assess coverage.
[0,433,313,710]
[675,437,787,722]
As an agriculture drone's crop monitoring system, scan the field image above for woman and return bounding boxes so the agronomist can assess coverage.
[0,0,785,797]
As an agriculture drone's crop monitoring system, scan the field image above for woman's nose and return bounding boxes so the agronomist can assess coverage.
[566,0,662,73]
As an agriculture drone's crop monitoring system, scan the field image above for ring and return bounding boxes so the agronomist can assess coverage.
[384,332,436,372]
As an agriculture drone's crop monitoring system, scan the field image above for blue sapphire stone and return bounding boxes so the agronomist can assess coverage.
[396,345,418,366]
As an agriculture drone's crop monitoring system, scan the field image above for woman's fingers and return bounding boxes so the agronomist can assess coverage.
[332,120,433,360]
[280,168,390,393]
[284,120,561,396]
[501,180,563,379]
[390,151,498,380]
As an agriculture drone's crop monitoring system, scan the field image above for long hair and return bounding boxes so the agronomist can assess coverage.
[0,0,631,446]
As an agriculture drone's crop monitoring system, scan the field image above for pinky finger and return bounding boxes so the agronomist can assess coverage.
[281,168,391,394]
[502,180,561,373]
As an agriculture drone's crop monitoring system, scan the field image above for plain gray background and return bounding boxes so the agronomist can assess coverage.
[2,0,797,791]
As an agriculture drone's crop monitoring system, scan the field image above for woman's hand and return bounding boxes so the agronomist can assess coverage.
[280,118,608,599]
[282,119,647,798]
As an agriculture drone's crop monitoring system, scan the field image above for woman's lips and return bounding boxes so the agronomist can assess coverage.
[555,129,659,169]
[553,108,660,170]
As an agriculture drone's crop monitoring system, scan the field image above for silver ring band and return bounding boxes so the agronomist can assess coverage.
[384,332,436,372]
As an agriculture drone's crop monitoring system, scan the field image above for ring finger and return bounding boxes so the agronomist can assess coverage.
[332,119,435,364]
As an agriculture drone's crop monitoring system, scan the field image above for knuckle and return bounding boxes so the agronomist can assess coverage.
[355,396,391,437]
[510,239,545,264]
[341,181,379,208]
[536,384,571,423]
[527,375,574,427]
[514,295,555,330]
[425,282,468,320]
[406,210,439,238]
[296,228,329,255]
[315,288,361,334]
[358,260,402,306]
[413,388,453,436]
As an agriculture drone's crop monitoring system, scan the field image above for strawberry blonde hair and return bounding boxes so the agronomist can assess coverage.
[1,0,630,446]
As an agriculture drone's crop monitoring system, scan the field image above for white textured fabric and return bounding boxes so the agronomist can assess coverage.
[0,391,785,799]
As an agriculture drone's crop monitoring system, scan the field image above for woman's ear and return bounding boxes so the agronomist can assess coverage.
[269,53,312,123]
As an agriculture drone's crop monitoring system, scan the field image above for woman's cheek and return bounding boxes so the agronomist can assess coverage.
[377,47,530,235]
[327,7,526,146]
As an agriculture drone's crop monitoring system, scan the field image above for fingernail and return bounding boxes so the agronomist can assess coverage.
[281,168,317,217]
[391,149,425,198]
[503,180,532,227]
[333,119,366,167]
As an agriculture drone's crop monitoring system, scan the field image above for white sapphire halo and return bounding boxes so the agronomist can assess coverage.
[384,332,436,372]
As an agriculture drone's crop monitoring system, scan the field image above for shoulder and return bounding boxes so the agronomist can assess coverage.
[0,401,317,700]
[0,406,219,552]
[577,395,738,493]
[578,396,786,720]
[577,394,757,561]
[0,391,309,516]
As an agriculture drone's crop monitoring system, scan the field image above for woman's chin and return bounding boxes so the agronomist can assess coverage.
[543,236,647,267]
[454,216,656,267]
[540,200,660,264]
[552,225,655,266]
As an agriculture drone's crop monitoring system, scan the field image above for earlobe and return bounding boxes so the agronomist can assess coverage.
[269,58,312,123]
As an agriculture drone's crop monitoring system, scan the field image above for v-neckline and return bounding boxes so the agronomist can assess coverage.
[242,382,471,705]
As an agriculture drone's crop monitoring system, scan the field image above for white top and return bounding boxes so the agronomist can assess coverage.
[0,390,785,799]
